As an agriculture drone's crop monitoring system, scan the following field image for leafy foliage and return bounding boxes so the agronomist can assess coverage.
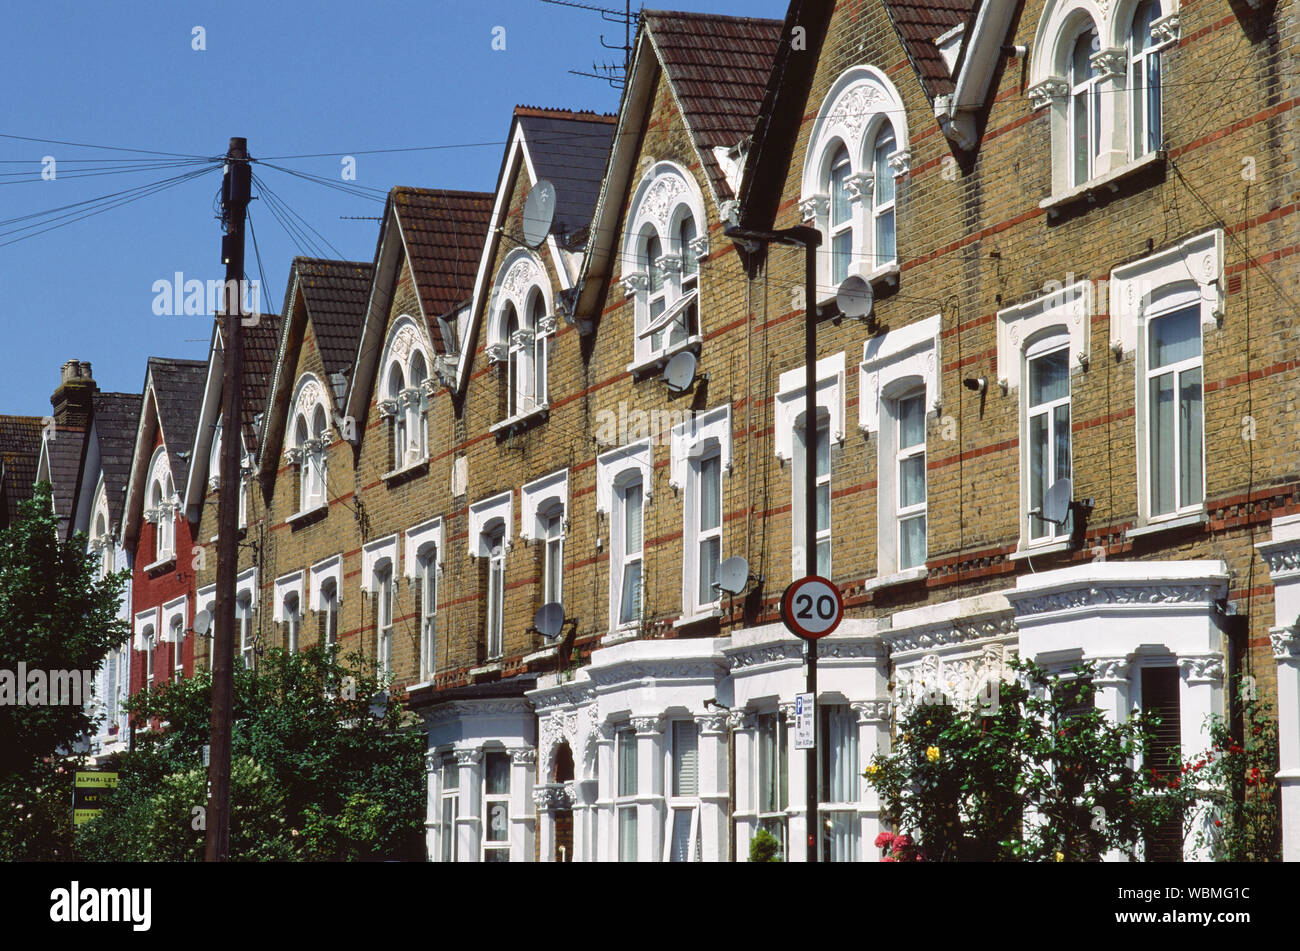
[748,827,783,862]
[76,644,425,861]
[865,657,1181,861]
[0,483,129,860]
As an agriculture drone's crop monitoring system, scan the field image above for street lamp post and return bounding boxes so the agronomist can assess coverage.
[725,223,822,861]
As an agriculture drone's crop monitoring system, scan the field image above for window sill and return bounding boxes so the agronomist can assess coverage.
[673,607,722,629]
[286,504,329,527]
[1009,539,1073,561]
[382,459,429,485]
[601,626,640,646]
[142,556,176,575]
[469,661,503,677]
[862,566,928,595]
[522,646,559,665]
[489,405,549,440]
[1124,510,1207,542]
[626,335,702,379]
[1040,150,1166,217]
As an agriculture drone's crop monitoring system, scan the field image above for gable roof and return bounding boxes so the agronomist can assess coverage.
[445,108,615,397]
[260,258,373,473]
[121,357,207,552]
[0,415,44,526]
[882,0,980,101]
[511,107,616,250]
[642,11,785,204]
[89,391,142,530]
[37,424,88,540]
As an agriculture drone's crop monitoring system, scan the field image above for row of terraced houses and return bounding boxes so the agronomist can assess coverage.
[2,0,1297,862]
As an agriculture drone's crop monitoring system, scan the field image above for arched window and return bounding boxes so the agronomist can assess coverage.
[802,67,910,300]
[409,350,429,460]
[1128,0,1162,158]
[828,144,852,285]
[387,362,407,467]
[871,122,897,267]
[1070,25,1101,187]
[621,162,707,367]
[289,376,330,514]
[487,253,553,421]
[147,447,176,563]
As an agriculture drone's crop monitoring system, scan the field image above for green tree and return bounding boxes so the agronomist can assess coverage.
[0,482,129,860]
[76,643,425,861]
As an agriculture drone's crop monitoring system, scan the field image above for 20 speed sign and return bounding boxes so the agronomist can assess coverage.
[780,576,844,639]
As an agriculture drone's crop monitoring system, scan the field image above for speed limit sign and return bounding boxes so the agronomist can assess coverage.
[780,576,844,640]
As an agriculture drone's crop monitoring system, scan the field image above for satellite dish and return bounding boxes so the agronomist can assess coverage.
[192,609,211,637]
[522,180,556,249]
[534,602,565,641]
[715,556,750,596]
[662,350,697,393]
[836,275,874,319]
[1041,477,1073,525]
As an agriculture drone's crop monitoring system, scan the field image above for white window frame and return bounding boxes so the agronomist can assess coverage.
[403,519,442,677]
[440,754,459,862]
[597,441,653,633]
[484,528,506,660]
[1109,229,1220,528]
[1127,0,1166,159]
[232,565,258,670]
[161,595,187,679]
[620,162,708,370]
[819,703,861,862]
[800,66,910,301]
[287,374,331,514]
[1068,23,1103,188]
[1142,298,1204,520]
[671,406,732,617]
[612,476,644,632]
[309,555,343,649]
[754,710,788,858]
[272,570,306,655]
[379,316,434,472]
[859,316,941,578]
[616,725,638,862]
[1024,332,1074,545]
[793,410,832,580]
[520,470,568,608]
[892,388,928,571]
[145,446,176,565]
[144,626,156,689]
[375,563,394,677]
[663,719,701,862]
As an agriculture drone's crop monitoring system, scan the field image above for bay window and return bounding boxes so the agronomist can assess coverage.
[756,711,788,857]
[664,720,700,862]
[483,751,511,862]
[440,755,459,863]
[617,727,638,862]
[820,704,860,862]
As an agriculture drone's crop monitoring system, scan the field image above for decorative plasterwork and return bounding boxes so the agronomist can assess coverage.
[695,711,729,735]
[726,642,804,671]
[160,596,187,643]
[892,642,1008,713]
[308,555,343,611]
[1091,656,1132,684]
[621,161,708,281]
[509,747,537,766]
[533,783,574,810]
[858,314,943,433]
[1272,629,1300,661]
[1150,12,1180,44]
[1027,77,1069,110]
[519,469,568,542]
[774,352,846,462]
[487,250,552,349]
[1109,229,1224,354]
[996,281,1091,390]
[272,570,305,623]
[359,534,399,592]
[467,491,512,557]
[595,440,653,515]
[1178,654,1225,684]
[882,612,1018,657]
[404,517,444,577]
[1011,581,1226,618]
[453,748,484,767]
[801,66,910,201]
[290,373,330,435]
[851,699,892,724]
[669,405,732,491]
[422,699,534,725]
[799,195,829,222]
[1090,46,1126,79]
[133,607,160,651]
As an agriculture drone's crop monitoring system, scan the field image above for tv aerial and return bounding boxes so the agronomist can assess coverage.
[662,350,697,394]
[836,275,874,320]
[522,180,556,249]
[714,556,752,596]
[533,602,567,642]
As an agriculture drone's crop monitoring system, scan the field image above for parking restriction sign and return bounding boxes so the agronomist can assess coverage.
[793,692,814,750]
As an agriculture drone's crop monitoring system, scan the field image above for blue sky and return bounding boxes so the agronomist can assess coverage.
[0,0,789,416]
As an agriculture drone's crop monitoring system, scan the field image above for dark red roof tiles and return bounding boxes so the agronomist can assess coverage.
[882,0,978,99]
[390,188,494,351]
[239,314,283,451]
[293,258,374,397]
[643,10,785,199]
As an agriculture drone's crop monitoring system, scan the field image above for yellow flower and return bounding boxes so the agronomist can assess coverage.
[865,763,880,777]
[925,720,932,726]
[1054,851,1064,862]
[926,746,940,763]
[903,733,912,742]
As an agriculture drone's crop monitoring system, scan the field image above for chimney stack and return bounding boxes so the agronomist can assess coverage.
[51,359,97,430]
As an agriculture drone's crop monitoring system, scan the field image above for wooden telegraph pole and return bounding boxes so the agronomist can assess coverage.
[206,137,250,862]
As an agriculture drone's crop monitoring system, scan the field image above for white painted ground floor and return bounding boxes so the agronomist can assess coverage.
[418,521,1300,862]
